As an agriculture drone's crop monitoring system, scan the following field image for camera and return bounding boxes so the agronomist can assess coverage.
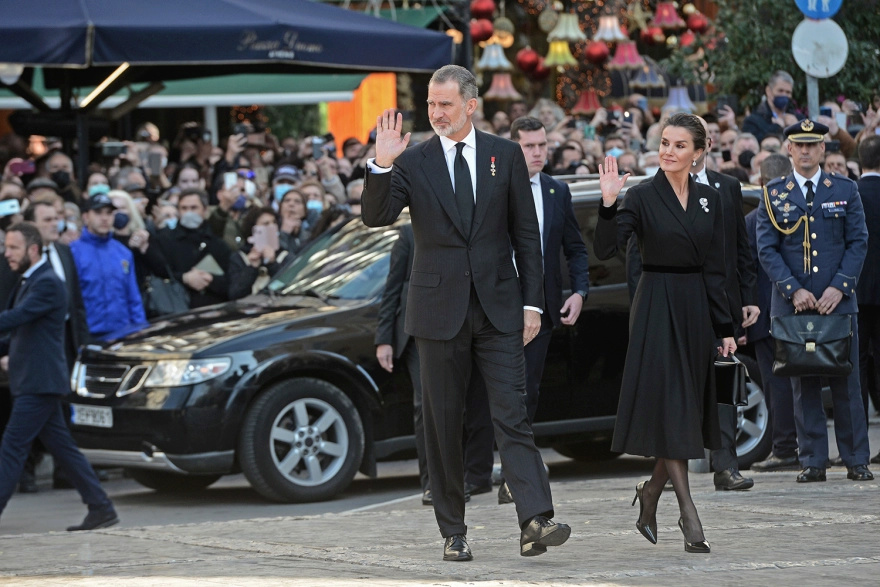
[819,106,833,117]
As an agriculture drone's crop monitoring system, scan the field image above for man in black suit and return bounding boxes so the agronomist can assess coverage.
[0,223,118,531]
[495,116,589,504]
[695,117,760,491]
[856,136,880,465]
[375,224,494,504]
[361,65,569,561]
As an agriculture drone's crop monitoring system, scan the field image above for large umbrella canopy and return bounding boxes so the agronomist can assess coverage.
[1,0,453,88]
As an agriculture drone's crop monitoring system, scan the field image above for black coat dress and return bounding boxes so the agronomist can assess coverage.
[594,172,733,459]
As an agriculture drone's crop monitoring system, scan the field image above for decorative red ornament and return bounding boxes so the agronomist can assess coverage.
[470,0,496,21]
[640,26,664,45]
[470,19,494,43]
[584,41,610,66]
[516,46,540,72]
[530,57,550,81]
[687,12,709,34]
[680,30,696,48]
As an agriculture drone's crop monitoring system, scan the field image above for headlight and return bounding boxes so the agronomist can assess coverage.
[144,358,232,387]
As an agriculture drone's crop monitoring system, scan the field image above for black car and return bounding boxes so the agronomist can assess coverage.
[69,177,770,502]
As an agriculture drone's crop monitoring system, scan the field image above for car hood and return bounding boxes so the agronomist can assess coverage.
[96,295,357,357]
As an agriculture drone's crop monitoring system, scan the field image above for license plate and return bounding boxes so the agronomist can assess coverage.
[71,404,113,428]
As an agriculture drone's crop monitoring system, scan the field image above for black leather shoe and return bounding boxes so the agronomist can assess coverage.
[464,482,492,496]
[871,452,880,465]
[632,481,657,544]
[497,481,514,504]
[520,516,571,557]
[751,453,800,472]
[443,534,473,561]
[796,467,826,483]
[847,465,874,481]
[713,468,754,491]
[66,507,119,531]
[422,489,433,506]
[678,518,710,554]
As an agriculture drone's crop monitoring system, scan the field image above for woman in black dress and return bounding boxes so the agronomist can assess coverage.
[594,113,736,553]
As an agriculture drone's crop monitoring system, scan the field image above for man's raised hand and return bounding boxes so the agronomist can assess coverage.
[374,109,411,168]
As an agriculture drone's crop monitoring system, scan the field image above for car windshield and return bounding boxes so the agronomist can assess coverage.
[267,216,408,301]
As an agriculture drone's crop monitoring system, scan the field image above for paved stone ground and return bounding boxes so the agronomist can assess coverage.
[1,464,877,586]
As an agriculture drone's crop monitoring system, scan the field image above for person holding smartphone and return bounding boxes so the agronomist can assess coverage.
[227,206,288,300]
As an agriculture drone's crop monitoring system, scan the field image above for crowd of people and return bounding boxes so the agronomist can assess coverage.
[0,65,878,551]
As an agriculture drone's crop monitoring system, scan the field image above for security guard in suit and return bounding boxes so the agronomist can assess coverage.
[756,119,873,483]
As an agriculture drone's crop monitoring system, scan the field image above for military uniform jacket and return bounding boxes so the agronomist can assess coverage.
[756,171,868,317]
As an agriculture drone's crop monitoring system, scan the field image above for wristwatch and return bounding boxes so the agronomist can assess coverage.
[576,290,588,301]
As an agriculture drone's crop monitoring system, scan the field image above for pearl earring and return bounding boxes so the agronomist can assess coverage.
[692,160,697,167]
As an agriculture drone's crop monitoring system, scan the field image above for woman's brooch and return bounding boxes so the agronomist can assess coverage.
[699,197,709,213]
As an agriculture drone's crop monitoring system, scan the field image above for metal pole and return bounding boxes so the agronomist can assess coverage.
[75,111,89,190]
[806,74,819,119]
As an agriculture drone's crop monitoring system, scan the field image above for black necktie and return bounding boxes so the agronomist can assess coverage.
[804,180,814,208]
[454,142,474,237]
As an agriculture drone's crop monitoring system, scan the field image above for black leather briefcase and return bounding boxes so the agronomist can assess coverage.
[770,313,852,377]
[715,354,748,407]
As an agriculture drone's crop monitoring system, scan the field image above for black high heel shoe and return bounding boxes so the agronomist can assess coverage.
[632,481,657,544]
[678,518,710,553]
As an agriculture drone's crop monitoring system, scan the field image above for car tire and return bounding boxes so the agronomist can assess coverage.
[552,439,621,462]
[125,469,221,492]
[735,354,772,469]
[238,377,364,503]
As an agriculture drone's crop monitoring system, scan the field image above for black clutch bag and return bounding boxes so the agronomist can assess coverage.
[715,354,748,406]
[770,313,852,378]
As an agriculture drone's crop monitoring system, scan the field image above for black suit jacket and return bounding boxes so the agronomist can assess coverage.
[0,262,68,396]
[744,209,772,342]
[375,224,414,357]
[362,130,544,340]
[538,173,590,327]
[706,170,757,327]
[857,175,880,306]
[52,242,89,358]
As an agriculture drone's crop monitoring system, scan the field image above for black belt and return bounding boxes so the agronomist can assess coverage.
[642,265,701,274]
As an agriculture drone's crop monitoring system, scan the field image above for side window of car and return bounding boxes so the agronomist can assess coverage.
[574,198,627,288]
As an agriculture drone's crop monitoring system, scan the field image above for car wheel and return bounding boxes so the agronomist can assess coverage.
[552,439,621,462]
[735,355,772,469]
[238,377,365,503]
[125,469,221,492]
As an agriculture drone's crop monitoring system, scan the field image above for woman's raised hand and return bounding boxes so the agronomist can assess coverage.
[598,155,630,207]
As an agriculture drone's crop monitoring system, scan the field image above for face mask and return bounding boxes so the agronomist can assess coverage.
[88,184,110,197]
[56,219,66,234]
[163,217,178,230]
[606,147,625,159]
[179,211,204,230]
[50,171,71,189]
[231,195,248,211]
[772,96,789,111]
[643,166,660,176]
[306,199,323,214]
[274,184,292,201]
[113,212,130,230]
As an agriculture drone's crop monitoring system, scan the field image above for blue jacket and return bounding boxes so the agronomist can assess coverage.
[70,229,147,337]
[756,171,868,317]
[0,262,69,396]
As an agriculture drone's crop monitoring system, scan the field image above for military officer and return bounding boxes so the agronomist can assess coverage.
[756,119,873,483]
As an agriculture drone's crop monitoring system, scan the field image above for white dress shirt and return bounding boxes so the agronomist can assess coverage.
[45,242,66,282]
[529,174,545,256]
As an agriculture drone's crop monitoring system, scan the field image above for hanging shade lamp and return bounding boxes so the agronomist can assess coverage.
[547,12,587,43]
[484,72,523,100]
[476,42,514,71]
[571,88,602,116]
[629,63,666,89]
[662,86,696,113]
[652,2,686,30]
[607,40,645,70]
[544,40,578,67]
[593,14,628,43]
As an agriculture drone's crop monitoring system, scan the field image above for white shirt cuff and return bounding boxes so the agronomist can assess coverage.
[367,158,392,173]
[524,305,543,315]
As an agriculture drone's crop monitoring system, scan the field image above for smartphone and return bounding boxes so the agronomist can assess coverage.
[250,224,279,252]
[101,142,127,158]
[254,167,269,184]
[835,111,847,130]
[147,152,163,177]
[825,140,841,153]
[629,138,642,152]
[819,106,832,117]
[247,132,266,147]
[8,160,35,175]
[582,124,596,140]
[623,111,632,122]
[311,136,325,160]
[721,149,732,162]
[0,199,21,217]
[716,94,739,115]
